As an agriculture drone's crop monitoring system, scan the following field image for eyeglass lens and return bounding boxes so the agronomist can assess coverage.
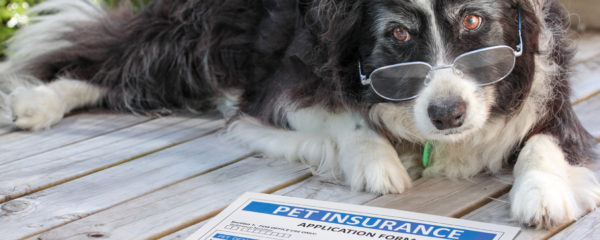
[370,63,431,101]
[453,46,516,86]
[369,46,516,101]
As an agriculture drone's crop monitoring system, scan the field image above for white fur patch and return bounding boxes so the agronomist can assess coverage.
[9,78,105,131]
[414,0,446,64]
[287,106,412,193]
[510,135,600,228]
[228,105,413,194]
[227,116,340,177]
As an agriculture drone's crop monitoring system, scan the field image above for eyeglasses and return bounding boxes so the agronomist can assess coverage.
[359,7,524,102]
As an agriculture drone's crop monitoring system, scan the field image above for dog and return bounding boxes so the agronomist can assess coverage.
[0,0,598,229]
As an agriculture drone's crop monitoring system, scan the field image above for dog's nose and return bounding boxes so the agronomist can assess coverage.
[427,98,467,130]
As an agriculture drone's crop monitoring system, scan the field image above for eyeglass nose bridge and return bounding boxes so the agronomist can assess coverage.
[424,64,455,86]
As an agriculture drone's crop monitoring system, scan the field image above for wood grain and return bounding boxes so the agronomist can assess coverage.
[275,176,380,204]
[549,208,600,239]
[462,143,600,240]
[0,131,250,240]
[0,126,15,135]
[366,174,512,217]
[571,33,600,64]
[0,112,148,164]
[570,58,600,102]
[29,157,310,240]
[160,222,207,240]
[0,116,222,203]
[160,176,379,240]
[573,94,600,138]
[460,194,554,240]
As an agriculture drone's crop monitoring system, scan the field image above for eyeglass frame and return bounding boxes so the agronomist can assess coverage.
[358,6,524,102]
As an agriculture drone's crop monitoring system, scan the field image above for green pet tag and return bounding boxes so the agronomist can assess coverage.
[423,141,433,167]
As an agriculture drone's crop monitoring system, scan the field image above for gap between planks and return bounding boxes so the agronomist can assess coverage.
[0,113,154,165]
[151,172,314,240]
[572,89,600,106]
[570,51,600,68]
[462,143,600,240]
[0,117,223,204]
[25,156,312,240]
[2,129,253,239]
[32,153,256,240]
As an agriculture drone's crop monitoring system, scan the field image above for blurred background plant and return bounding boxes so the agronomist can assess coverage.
[0,0,149,58]
[0,0,41,51]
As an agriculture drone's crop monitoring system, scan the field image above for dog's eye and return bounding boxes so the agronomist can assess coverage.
[393,27,411,42]
[463,14,482,31]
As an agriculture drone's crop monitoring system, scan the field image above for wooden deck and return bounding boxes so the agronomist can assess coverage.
[1,33,599,240]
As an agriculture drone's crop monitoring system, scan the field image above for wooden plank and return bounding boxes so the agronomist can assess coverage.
[0,116,222,203]
[0,126,14,135]
[549,208,600,240]
[570,58,600,102]
[462,143,600,240]
[460,194,552,240]
[569,33,600,102]
[573,94,600,138]
[275,177,380,204]
[365,174,511,217]
[161,177,378,240]
[29,157,310,240]
[0,112,149,164]
[160,222,207,240]
[571,33,600,64]
[0,131,251,240]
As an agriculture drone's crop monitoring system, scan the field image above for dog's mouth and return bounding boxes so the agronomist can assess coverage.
[425,124,477,141]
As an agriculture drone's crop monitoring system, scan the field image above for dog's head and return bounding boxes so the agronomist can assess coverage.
[355,0,548,142]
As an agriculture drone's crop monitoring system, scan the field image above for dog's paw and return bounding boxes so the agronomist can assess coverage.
[9,85,65,131]
[510,171,580,229]
[344,144,412,194]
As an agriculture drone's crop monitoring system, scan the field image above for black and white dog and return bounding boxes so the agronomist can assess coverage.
[0,0,598,229]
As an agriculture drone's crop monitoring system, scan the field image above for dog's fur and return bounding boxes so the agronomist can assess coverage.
[0,0,598,229]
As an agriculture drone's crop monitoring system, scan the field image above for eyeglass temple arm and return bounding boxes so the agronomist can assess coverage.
[358,61,371,85]
[515,6,523,57]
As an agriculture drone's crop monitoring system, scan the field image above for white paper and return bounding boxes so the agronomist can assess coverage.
[187,192,520,240]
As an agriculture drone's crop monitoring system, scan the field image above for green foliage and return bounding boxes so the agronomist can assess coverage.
[0,0,151,57]
[0,0,41,51]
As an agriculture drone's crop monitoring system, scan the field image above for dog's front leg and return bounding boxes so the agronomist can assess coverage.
[229,106,413,194]
[286,107,413,194]
[335,124,413,194]
[510,134,600,228]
